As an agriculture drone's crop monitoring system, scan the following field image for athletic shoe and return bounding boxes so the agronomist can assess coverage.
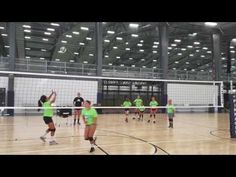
[90,147,95,153]
[49,140,58,145]
[93,136,97,144]
[40,136,46,142]
[147,120,150,123]
[125,118,128,123]
[153,121,156,124]
[77,121,80,125]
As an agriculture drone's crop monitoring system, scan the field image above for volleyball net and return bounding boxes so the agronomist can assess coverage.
[0,70,224,117]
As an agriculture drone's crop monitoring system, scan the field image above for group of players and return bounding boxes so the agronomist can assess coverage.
[122,95,175,128]
[37,91,175,153]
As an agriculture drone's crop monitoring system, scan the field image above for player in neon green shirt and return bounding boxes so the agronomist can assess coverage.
[148,96,159,124]
[167,99,175,128]
[38,90,58,145]
[122,97,132,123]
[81,100,98,153]
[133,95,143,120]
[138,102,145,121]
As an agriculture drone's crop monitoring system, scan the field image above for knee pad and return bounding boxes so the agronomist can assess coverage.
[85,137,89,140]
[88,137,93,141]
[49,128,56,132]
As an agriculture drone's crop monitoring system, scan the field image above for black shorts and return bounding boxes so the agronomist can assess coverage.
[43,116,53,124]
[75,108,82,112]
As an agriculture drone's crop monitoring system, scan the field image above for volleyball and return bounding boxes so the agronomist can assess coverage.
[60,46,67,53]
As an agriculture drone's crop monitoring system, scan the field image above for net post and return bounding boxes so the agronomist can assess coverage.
[7,74,14,117]
[228,93,236,138]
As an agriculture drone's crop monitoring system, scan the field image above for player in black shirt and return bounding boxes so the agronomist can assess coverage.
[73,92,84,125]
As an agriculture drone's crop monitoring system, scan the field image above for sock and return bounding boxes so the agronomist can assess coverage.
[50,136,55,141]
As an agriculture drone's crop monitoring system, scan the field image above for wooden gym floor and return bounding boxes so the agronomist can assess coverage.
[0,112,235,155]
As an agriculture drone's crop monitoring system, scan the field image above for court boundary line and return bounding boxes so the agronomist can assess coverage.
[209,129,232,140]
[98,129,169,155]
[0,134,159,155]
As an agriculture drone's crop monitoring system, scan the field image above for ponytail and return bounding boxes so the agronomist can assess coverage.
[38,95,47,112]
[38,100,42,112]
